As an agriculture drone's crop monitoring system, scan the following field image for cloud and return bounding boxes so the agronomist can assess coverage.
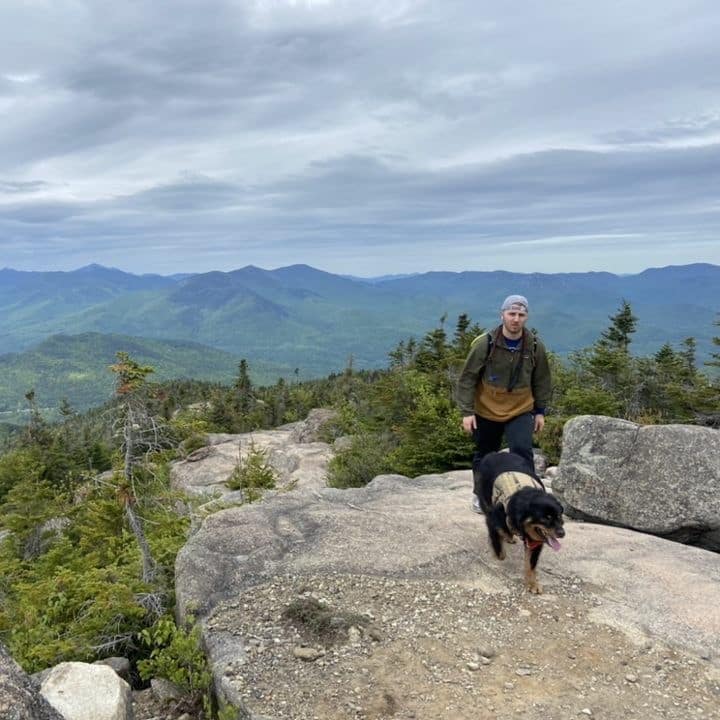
[0,180,49,195]
[0,1,719,274]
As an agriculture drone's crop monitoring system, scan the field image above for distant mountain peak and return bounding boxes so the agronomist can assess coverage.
[76,263,123,273]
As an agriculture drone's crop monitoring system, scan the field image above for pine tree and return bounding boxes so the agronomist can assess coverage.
[706,314,720,371]
[599,299,637,352]
[680,337,697,382]
[453,313,470,345]
[23,389,50,446]
[234,359,254,417]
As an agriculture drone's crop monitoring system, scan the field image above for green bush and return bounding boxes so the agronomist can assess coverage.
[326,432,393,488]
[138,616,212,711]
[181,433,210,456]
[226,442,277,501]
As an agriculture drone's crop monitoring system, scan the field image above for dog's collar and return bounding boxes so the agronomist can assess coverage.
[524,538,544,550]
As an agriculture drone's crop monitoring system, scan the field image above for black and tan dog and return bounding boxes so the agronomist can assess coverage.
[476,451,564,593]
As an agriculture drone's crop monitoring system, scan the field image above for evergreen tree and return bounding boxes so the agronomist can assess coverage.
[415,325,449,375]
[23,390,50,446]
[680,337,697,381]
[452,313,484,358]
[599,299,637,352]
[234,359,253,415]
[388,339,407,369]
[453,313,470,345]
[706,314,720,371]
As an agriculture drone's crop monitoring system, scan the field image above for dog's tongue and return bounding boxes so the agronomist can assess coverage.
[546,536,562,551]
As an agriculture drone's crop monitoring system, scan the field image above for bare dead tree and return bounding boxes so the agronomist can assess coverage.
[109,352,164,585]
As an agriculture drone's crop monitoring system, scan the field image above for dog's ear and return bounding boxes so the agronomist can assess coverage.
[537,494,563,518]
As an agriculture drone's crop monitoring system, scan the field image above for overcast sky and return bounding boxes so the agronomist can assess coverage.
[1,0,719,276]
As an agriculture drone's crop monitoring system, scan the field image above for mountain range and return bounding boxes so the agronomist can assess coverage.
[1,262,718,415]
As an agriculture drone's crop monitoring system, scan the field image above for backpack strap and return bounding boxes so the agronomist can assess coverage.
[470,327,538,373]
[470,331,494,363]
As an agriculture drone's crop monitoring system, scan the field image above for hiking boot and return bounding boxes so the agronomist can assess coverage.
[472,493,483,514]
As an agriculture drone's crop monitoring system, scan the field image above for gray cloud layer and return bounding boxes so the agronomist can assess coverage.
[1,0,719,274]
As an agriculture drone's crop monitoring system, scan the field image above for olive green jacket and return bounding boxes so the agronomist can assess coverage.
[455,328,552,421]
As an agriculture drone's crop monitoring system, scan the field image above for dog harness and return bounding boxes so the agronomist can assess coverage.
[491,471,543,509]
[492,471,546,549]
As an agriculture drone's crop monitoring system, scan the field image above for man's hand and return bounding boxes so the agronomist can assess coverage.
[533,414,545,433]
[462,415,477,433]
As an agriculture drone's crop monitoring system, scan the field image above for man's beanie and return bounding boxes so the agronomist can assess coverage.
[501,294,529,312]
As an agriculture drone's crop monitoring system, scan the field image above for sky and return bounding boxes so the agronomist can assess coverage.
[1,0,719,277]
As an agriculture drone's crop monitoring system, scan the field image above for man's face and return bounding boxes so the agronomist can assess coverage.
[501,306,528,336]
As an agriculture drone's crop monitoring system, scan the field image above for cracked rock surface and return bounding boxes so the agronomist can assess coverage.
[175,470,720,720]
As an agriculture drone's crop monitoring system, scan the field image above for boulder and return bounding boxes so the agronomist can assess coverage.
[532,448,548,476]
[290,408,338,443]
[92,656,131,682]
[40,661,133,720]
[0,642,64,720]
[150,677,185,702]
[554,415,720,549]
[23,517,71,560]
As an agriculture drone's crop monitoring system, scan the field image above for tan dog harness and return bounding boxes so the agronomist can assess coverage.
[491,471,543,509]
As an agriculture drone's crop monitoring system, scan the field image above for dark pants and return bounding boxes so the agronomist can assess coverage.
[471,412,534,495]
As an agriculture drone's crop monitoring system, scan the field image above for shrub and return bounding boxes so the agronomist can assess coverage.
[226,442,277,501]
[138,615,212,711]
[326,432,393,488]
[181,433,210,456]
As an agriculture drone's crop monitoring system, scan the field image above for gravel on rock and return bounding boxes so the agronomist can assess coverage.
[195,571,720,720]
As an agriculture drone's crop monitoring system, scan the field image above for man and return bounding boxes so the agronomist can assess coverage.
[456,294,552,513]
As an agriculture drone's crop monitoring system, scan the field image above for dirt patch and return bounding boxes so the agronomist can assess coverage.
[282,596,372,645]
[206,572,720,720]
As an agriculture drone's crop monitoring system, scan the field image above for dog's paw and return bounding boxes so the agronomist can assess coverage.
[498,548,506,561]
[526,581,542,594]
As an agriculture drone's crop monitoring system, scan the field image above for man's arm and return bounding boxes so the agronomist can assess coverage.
[531,339,552,433]
[455,336,489,418]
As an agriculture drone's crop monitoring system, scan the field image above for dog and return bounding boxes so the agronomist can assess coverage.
[476,451,564,594]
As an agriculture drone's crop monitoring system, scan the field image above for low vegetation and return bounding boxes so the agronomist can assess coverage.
[226,442,278,501]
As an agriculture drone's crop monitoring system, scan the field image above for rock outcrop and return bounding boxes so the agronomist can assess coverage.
[290,407,337,443]
[175,470,720,719]
[0,642,64,720]
[170,420,333,500]
[554,415,720,549]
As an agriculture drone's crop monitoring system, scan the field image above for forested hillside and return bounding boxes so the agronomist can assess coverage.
[0,333,291,421]
[0,302,718,717]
